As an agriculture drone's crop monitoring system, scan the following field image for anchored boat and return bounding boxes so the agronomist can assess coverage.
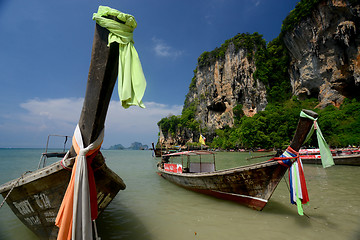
[300,148,360,166]
[0,7,146,239]
[157,109,318,211]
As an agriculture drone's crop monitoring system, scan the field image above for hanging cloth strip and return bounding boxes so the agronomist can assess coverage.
[93,6,146,109]
[270,146,309,216]
[55,125,104,240]
[300,111,335,168]
[289,157,309,216]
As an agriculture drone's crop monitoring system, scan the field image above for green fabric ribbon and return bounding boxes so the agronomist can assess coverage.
[93,6,146,108]
[300,111,335,168]
[293,164,304,216]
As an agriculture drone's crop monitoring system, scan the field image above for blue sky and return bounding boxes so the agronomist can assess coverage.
[0,0,299,148]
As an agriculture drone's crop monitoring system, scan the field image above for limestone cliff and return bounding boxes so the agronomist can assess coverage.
[283,0,360,108]
[184,33,268,134]
[158,0,360,147]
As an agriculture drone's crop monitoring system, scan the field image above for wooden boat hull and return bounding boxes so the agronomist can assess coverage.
[157,160,288,210]
[0,156,125,240]
[300,154,360,166]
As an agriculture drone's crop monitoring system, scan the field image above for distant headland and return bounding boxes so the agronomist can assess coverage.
[108,142,149,150]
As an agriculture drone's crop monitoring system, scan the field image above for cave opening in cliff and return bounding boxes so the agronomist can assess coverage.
[298,88,319,101]
[337,76,360,100]
[207,101,227,113]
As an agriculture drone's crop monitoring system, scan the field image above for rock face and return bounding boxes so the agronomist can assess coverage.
[184,40,267,133]
[283,0,360,108]
[159,1,360,147]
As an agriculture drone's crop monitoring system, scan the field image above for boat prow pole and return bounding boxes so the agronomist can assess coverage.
[289,109,318,152]
[68,16,124,163]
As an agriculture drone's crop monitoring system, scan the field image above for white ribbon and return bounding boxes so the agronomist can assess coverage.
[72,124,104,240]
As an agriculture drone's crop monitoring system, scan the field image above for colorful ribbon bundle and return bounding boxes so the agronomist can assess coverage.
[55,125,104,240]
[272,110,334,215]
[276,147,309,216]
[289,158,309,216]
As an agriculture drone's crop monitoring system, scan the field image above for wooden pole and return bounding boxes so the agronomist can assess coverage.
[289,109,318,152]
[69,17,124,160]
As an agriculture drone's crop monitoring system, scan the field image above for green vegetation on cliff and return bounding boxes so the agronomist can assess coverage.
[197,32,266,68]
[281,0,359,35]
[254,37,291,103]
[157,99,200,139]
[281,0,321,34]
[211,98,360,149]
[159,97,360,149]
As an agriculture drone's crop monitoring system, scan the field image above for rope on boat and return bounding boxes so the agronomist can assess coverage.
[0,171,32,210]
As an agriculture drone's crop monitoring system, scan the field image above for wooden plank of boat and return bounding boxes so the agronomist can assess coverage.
[157,109,318,210]
[0,17,125,240]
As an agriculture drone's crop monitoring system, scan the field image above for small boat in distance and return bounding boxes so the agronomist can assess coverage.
[157,109,318,210]
[300,148,360,166]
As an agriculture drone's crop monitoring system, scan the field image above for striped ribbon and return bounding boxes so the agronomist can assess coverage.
[274,147,309,216]
[289,158,309,215]
[55,125,104,240]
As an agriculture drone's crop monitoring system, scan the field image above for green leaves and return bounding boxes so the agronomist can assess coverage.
[197,33,266,68]
[281,0,321,34]
[254,36,291,103]
[209,99,360,149]
[318,99,360,147]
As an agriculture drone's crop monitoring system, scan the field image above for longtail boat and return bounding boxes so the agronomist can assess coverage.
[0,7,145,239]
[300,148,360,166]
[157,109,318,211]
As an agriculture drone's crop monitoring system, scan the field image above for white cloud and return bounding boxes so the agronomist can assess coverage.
[107,101,182,133]
[20,98,83,123]
[152,37,183,58]
[0,98,182,148]
[104,101,182,147]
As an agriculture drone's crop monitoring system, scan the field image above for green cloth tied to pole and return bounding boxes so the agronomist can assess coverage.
[300,111,335,168]
[93,6,146,108]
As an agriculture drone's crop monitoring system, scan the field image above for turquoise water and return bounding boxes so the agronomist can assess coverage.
[0,149,359,240]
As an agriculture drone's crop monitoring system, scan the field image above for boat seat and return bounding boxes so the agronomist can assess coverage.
[189,162,215,173]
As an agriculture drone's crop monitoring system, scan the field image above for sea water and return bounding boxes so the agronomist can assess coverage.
[0,149,359,240]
